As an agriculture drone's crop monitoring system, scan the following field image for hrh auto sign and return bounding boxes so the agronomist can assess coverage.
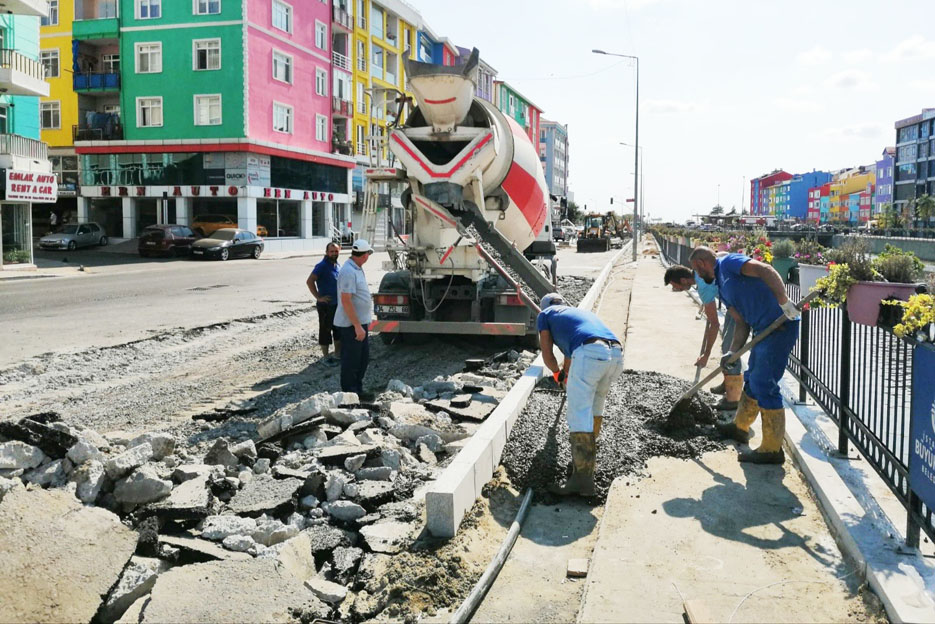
[909,344,935,512]
[5,170,58,203]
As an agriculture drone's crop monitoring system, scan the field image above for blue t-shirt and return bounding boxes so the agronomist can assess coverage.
[311,257,340,300]
[694,272,718,305]
[536,306,618,356]
[715,253,784,333]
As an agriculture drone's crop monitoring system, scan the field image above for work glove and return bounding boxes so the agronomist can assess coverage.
[780,299,800,321]
[720,351,736,370]
[552,370,566,388]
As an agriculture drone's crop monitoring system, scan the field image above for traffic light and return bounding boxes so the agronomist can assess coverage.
[610,197,614,204]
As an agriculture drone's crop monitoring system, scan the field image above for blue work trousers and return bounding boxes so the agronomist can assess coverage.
[743,320,799,409]
[338,324,369,395]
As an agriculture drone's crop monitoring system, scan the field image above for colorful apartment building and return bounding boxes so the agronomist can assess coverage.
[68,0,355,252]
[786,171,831,220]
[494,80,541,143]
[894,108,935,216]
[539,119,569,198]
[456,46,496,103]
[807,182,830,223]
[749,170,792,216]
[874,146,894,214]
[1,0,54,270]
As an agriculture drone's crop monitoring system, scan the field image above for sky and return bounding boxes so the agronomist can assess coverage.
[413,0,935,223]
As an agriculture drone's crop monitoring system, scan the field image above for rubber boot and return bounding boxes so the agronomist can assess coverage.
[549,432,596,497]
[593,416,602,439]
[739,408,785,464]
[715,375,743,411]
[710,380,726,395]
[715,392,758,443]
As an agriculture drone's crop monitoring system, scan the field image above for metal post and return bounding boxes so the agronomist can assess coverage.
[632,57,639,262]
[798,306,810,404]
[838,305,851,455]
[906,489,922,549]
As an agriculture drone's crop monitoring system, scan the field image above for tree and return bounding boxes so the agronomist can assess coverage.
[912,194,935,230]
[566,200,583,224]
[710,205,724,215]
[879,202,902,229]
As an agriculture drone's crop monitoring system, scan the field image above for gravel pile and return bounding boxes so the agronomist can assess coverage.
[501,370,724,502]
[556,275,594,307]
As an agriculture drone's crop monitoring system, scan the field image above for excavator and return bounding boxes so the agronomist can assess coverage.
[576,212,630,252]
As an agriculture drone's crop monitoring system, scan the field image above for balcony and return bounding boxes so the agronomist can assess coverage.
[357,16,366,30]
[1,0,49,17]
[332,97,352,117]
[0,133,48,160]
[73,112,122,142]
[74,1,119,40]
[332,51,351,72]
[332,138,352,156]
[0,49,49,97]
[332,6,352,31]
[73,71,119,92]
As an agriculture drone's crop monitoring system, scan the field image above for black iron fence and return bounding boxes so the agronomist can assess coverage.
[654,233,935,547]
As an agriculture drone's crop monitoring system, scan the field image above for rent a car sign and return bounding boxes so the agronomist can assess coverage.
[5,170,58,203]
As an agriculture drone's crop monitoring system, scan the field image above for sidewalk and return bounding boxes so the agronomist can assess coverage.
[578,238,880,623]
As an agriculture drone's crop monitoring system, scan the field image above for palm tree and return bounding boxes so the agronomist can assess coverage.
[913,194,935,233]
[879,202,902,231]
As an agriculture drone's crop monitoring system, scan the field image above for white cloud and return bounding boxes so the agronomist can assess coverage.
[827,69,877,92]
[796,46,832,65]
[643,99,696,113]
[885,35,935,62]
[775,97,822,113]
[842,48,872,64]
[583,0,668,9]
[823,123,886,140]
[910,79,935,92]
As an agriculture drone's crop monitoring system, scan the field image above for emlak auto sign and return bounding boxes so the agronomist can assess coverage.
[5,170,58,203]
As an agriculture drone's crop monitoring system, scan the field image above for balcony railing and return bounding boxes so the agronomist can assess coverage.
[357,56,367,72]
[0,133,48,160]
[0,49,45,82]
[332,138,352,156]
[332,97,352,116]
[73,113,123,142]
[357,141,366,156]
[358,16,366,29]
[332,6,352,30]
[73,72,120,91]
[332,51,351,72]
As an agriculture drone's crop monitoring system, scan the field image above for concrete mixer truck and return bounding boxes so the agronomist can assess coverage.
[367,49,557,344]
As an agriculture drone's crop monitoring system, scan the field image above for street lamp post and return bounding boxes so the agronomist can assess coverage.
[620,141,643,246]
[594,48,639,261]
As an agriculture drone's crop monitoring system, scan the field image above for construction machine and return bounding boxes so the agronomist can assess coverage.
[576,212,631,252]
[364,49,557,344]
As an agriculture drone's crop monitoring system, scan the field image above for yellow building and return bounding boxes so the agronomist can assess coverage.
[39,0,79,213]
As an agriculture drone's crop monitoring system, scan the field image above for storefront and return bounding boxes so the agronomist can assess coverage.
[1,169,58,269]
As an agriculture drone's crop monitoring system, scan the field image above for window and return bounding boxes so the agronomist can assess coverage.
[194,94,222,125]
[135,42,162,73]
[273,102,293,133]
[40,50,59,78]
[103,54,120,73]
[370,7,383,38]
[194,0,220,15]
[315,68,327,96]
[357,39,367,71]
[272,0,292,33]
[42,0,59,25]
[372,45,383,79]
[356,81,365,113]
[272,50,292,83]
[41,101,60,129]
[316,114,327,141]
[137,97,163,127]
[356,124,365,155]
[138,0,162,19]
[315,21,327,49]
[193,39,221,70]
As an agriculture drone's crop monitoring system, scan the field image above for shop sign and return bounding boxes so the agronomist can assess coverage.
[85,185,347,202]
[262,187,334,201]
[247,155,271,186]
[910,345,935,514]
[5,170,58,202]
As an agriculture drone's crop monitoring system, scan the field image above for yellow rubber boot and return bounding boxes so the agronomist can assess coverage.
[716,392,758,443]
[549,432,596,497]
[715,375,743,411]
[739,408,785,464]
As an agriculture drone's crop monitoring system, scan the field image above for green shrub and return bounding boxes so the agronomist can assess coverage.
[873,244,925,283]
[829,239,878,281]
[771,239,795,259]
[2,249,30,264]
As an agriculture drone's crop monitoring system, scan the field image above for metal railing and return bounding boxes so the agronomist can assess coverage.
[0,49,45,82]
[73,72,120,90]
[332,51,351,72]
[0,133,48,160]
[358,16,366,29]
[73,124,123,141]
[332,96,351,116]
[357,56,367,72]
[653,232,935,547]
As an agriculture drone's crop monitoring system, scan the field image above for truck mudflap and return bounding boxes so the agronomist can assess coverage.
[371,319,528,336]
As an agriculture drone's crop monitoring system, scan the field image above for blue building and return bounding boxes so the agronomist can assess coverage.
[0,1,54,270]
[787,171,832,220]
[539,119,569,198]
[874,147,895,215]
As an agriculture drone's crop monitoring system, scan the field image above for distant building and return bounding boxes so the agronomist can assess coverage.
[750,170,792,215]
[539,119,569,198]
[893,108,935,216]
[493,80,541,143]
[874,147,895,213]
[787,171,832,220]
[456,46,496,104]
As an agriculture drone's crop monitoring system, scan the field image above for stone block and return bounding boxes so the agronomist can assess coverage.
[566,558,589,578]
[104,442,154,480]
[148,475,212,519]
[344,453,367,472]
[325,500,366,522]
[228,474,303,517]
[66,440,101,465]
[388,402,469,443]
[425,459,477,538]
[252,515,299,546]
[356,466,394,481]
[203,439,238,469]
[229,439,257,460]
[99,556,170,623]
[157,534,252,561]
[331,391,359,405]
[173,463,213,483]
[222,534,255,552]
[129,433,176,461]
[23,458,68,487]
[317,443,378,465]
[0,418,77,458]
[324,407,372,426]
[305,577,348,604]
[70,459,106,504]
[359,521,413,554]
[380,448,401,470]
[114,465,173,505]
[416,433,444,453]
[0,440,45,471]
[201,515,258,541]
[303,524,355,553]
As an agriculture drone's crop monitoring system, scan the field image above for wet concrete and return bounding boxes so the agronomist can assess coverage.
[501,370,724,502]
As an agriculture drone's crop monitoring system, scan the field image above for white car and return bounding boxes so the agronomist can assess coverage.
[39,223,108,251]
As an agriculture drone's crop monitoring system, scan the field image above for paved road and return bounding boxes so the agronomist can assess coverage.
[1,243,616,368]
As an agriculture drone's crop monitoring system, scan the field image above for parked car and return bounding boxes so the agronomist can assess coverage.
[190,228,264,261]
[38,222,108,251]
[190,214,238,237]
[257,224,269,237]
[138,225,199,258]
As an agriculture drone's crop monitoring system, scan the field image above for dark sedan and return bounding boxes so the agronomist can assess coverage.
[138,225,199,257]
[190,228,263,261]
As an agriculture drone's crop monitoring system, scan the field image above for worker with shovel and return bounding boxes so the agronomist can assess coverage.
[689,247,800,465]
[537,293,623,496]
[663,264,742,411]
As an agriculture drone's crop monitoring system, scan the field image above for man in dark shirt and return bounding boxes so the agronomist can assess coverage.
[307,242,341,364]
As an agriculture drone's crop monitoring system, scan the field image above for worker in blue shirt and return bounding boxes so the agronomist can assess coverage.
[690,247,800,464]
[663,264,742,411]
[537,293,623,496]
[306,242,341,365]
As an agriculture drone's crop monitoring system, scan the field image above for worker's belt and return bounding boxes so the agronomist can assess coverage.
[583,337,621,348]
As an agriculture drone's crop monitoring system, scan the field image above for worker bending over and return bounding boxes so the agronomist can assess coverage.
[663,264,742,411]
[537,293,623,496]
[690,247,800,464]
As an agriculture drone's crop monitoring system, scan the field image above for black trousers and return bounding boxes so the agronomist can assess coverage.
[316,302,339,346]
[337,324,369,394]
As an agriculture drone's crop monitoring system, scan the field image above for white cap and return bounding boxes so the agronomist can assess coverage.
[352,239,373,253]
[539,292,566,310]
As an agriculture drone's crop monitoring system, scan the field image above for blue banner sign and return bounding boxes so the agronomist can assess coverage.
[909,344,935,511]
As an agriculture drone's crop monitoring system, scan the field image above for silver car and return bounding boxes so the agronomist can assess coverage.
[39,222,108,251]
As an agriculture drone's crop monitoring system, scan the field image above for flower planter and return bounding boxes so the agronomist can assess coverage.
[846,281,922,326]
[770,258,798,283]
[797,263,829,295]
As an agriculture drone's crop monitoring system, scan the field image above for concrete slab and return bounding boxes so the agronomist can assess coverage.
[0,488,138,623]
[227,474,302,516]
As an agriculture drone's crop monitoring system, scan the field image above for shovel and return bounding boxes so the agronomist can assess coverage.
[666,291,818,425]
[694,320,711,385]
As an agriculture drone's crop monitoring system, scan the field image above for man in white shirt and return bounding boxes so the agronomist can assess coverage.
[334,239,374,397]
